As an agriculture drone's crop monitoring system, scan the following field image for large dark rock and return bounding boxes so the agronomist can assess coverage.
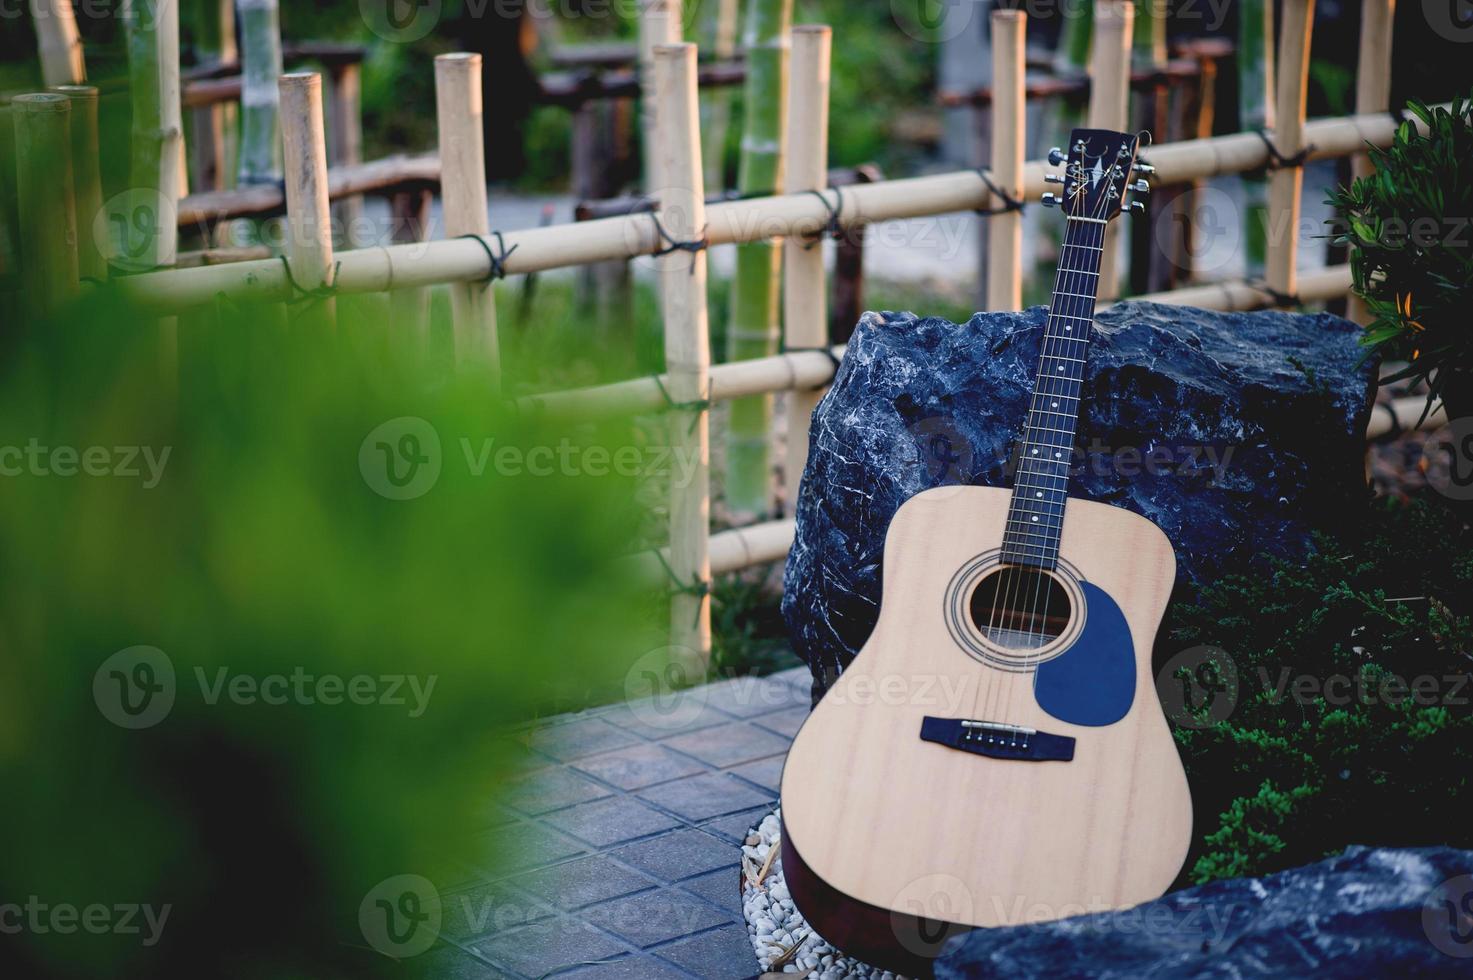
[782,302,1376,689]
[934,846,1473,978]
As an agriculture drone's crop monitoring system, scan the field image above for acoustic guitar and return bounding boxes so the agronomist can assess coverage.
[780,129,1192,977]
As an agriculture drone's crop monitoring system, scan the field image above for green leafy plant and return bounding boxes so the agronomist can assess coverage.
[1327,95,1473,419]
[1163,495,1473,884]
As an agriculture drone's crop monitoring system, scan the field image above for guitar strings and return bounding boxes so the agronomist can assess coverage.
[984,142,1120,731]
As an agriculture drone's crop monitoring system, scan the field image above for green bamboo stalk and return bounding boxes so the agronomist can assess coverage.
[12,93,78,317]
[122,0,182,270]
[237,0,283,187]
[724,0,791,518]
[1131,0,1166,68]
[700,0,740,189]
[1238,0,1274,274]
[51,85,105,281]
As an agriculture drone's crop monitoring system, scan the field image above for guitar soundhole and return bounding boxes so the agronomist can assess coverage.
[969,565,1073,651]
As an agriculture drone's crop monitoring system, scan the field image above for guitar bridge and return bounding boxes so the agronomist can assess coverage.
[919,716,1075,762]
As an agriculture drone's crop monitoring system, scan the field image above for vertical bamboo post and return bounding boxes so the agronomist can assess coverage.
[330,62,364,246]
[1087,0,1132,300]
[30,0,86,87]
[985,10,1025,312]
[638,0,683,194]
[435,53,500,387]
[726,0,793,517]
[1265,0,1315,305]
[652,42,711,669]
[237,0,283,188]
[700,0,740,189]
[123,0,183,270]
[781,25,831,500]
[52,85,104,283]
[12,93,78,317]
[279,73,336,328]
[1239,0,1275,276]
[1353,0,1395,182]
[1348,0,1395,323]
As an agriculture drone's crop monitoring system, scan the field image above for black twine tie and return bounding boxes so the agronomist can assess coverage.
[976,169,1026,216]
[459,231,518,283]
[278,255,340,307]
[649,212,709,274]
[1252,129,1315,172]
[801,188,846,249]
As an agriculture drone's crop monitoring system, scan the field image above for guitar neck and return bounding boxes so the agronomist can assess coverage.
[1000,217,1107,569]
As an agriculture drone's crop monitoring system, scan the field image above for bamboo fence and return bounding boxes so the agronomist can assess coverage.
[15,6,1439,667]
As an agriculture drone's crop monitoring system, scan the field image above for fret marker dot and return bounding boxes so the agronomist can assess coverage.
[1054,452,1061,458]
[1031,449,1038,455]
[1051,401,1059,408]
[1065,325,1073,331]
[1036,491,1043,498]
[1031,516,1039,522]
[1057,365,1065,372]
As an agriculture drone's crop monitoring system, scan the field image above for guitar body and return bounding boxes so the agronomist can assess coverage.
[780,485,1192,977]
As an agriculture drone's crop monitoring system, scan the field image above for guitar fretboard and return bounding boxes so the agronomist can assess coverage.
[1000,217,1106,569]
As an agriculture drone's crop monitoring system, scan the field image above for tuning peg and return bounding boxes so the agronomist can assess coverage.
[1130,201,1146,213]
[1047,147,1066,165]
[1042,193,1060,208]
[1131,179,1150,194]
[1044,173,1064,184]
[1132,162,1156,175]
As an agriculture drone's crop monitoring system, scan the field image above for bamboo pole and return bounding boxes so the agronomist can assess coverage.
[330,62,364,246]
[700,0,740,189]
[1265,0,1315,305]
[985,10,1025,312]
[1349,0,1395,326]
[30,0,86,87]
[1113,264,1350,310]
[1087,0,1132,301]
[389,187,432,338]
[1353,0,1395,182]
[237,0,283,187]
[652,42,711,669]
[278,73,336,328]
[1238,0,1275,276]
[119,110,1434,314]
[638,0,683,193]
[727,0,793,517]
[51,84,104,282]
[781,25,832,500]
[12,93,78,316]
[435,53,500,385]
[518,347,845,419]
[123,0,183,270]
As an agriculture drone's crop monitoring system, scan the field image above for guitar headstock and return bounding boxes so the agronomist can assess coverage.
[1042,129,1154,223]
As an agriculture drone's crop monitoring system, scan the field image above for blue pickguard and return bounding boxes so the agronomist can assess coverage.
[1033,582,1136,726]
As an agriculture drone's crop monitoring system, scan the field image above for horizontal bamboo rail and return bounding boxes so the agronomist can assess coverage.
[540,60,745,108]
[631,392,1447,581]
[118,108,1432,314]
[1110,266,1352,311]
[176,152,438,227]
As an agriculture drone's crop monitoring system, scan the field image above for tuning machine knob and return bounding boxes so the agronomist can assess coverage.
[1042,192,1060,208]
[1132,161,1156,175]
[1047,147,1066,165]
[1044,173,1064,184]
[1131,179,1150,194]
[1129,200,1146,214]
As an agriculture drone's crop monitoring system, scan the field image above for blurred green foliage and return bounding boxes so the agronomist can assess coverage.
[0,289,668,977]
[1163,494,1473,885]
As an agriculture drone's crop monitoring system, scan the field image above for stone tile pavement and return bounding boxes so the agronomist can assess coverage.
[417,667,812,979]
